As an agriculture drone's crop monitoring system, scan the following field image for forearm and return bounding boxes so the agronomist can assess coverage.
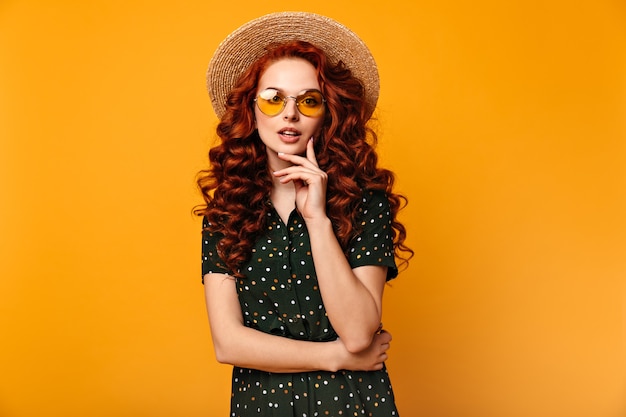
[205,273,345,373]
[211,325,342,373]
[306,217,384,352]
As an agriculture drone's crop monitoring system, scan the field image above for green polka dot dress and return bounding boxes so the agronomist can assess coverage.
[202,190,400,416]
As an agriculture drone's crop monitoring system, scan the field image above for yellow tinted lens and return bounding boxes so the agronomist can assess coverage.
[256,89,285,116]
[296,91,325,116]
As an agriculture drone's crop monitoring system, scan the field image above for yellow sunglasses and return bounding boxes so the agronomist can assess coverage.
[254,88,326,117]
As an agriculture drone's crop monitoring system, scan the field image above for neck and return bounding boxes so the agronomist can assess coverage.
[270,180,296,224]
[271,175,294,195]
[266,151,292,172]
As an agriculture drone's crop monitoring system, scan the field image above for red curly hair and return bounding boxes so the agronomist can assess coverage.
[195,40,412,277]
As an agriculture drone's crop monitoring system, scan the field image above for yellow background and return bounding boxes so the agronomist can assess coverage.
[1,1,624,416]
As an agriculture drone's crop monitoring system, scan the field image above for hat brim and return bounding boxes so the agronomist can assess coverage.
[206,11,379,120]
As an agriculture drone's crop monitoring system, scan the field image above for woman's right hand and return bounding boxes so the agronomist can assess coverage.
[331,330,392,372]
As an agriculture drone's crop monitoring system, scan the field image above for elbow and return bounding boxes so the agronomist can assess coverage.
[342,334,374,354]
[212,340,236,365]
[209,321,247,365]
[213,348,230,365]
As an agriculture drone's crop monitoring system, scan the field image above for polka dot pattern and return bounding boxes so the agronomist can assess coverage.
[202,190,399,416]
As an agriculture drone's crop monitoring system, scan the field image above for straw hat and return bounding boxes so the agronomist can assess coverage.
[206,11,380,120]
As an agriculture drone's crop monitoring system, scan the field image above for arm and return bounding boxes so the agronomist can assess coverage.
[274,140,389,352]
[204,272,391,373]
[306,220,387,353]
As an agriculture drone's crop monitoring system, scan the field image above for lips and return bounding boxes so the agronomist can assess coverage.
[278,127,302,143]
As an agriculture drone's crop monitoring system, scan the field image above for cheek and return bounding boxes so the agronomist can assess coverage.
[254,112,272,131]
[312,118,325,134]
[254,118,277,144]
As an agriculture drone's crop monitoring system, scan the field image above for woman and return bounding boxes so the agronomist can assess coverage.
[196,12,412,416]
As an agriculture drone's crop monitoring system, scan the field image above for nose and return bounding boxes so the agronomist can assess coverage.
[282,96,299,121]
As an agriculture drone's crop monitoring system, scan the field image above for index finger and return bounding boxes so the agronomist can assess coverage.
[307,137,319,167]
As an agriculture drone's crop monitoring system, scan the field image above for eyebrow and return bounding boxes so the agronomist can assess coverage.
[259,87,323,95]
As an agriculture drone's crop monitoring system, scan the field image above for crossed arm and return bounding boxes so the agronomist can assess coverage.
[204,139,393,373]
[203,266,391,373]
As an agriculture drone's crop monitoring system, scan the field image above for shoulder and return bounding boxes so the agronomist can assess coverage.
[358,189,391,217]
[361,189,389,204]
[202,216,225,246]
[202,216,224,233]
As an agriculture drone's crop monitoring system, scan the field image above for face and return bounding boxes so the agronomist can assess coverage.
[254,58,325,168]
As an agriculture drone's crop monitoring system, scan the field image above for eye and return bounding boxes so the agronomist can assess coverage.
[299,92,322,107]
[258,89,282,103]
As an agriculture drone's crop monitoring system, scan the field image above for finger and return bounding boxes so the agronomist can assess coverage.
[379,330,392,342]
[306,137,319,167]
[273,167,314,182]
[273,165,326,184]
[276,171,321,185]
[276,152,310,167]
[375,330,392,344]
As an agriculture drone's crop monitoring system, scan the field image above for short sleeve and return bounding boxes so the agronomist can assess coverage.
[347,190,398,280]
[201,216,230,282]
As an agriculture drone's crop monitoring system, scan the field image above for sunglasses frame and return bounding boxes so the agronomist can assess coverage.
[254,88,326,117]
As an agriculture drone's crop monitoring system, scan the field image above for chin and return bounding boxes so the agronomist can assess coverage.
[276,143,307,155]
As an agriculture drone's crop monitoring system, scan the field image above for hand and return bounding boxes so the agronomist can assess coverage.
[332,330,392,372]
[273,138,328,221]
